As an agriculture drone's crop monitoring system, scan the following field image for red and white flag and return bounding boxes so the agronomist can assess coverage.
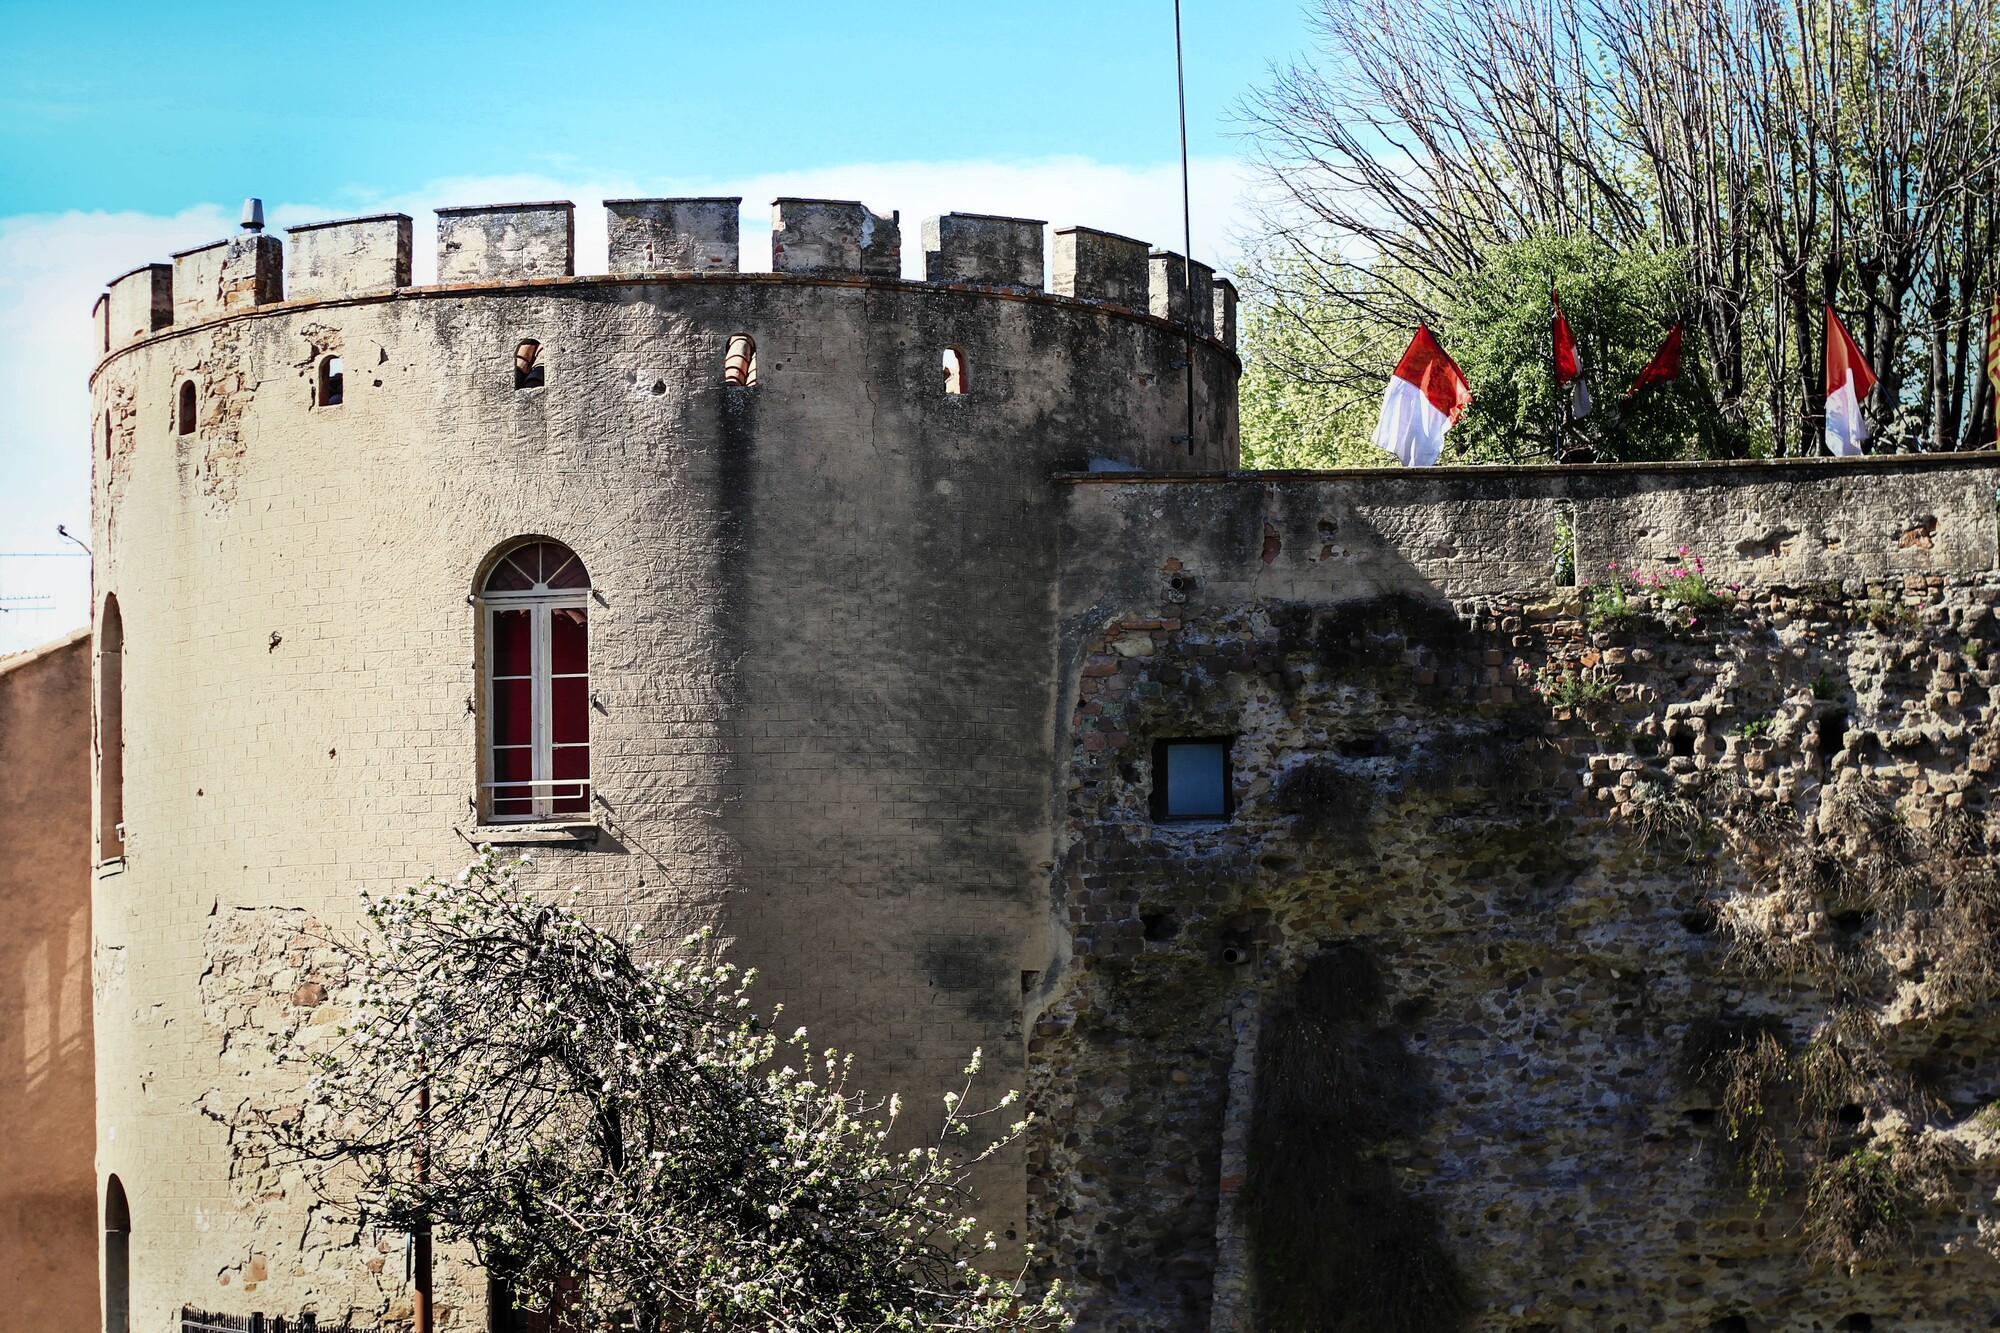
[1628,325,1683,399]
[1372,325,1471,466]
[1824,304,1877,457]
[1554,289,1591,418]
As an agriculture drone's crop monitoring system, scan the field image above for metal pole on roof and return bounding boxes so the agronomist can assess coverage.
[1175,0,1198,458]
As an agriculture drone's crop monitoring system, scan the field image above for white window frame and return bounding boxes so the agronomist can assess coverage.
[482,585,589,822]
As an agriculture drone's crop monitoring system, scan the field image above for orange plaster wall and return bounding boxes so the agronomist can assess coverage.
[0,629,99,1330]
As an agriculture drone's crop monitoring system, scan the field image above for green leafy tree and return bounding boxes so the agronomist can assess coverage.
[1242,233,1732,466]
[1439,233,1735,462]
[254,851,1066,1332]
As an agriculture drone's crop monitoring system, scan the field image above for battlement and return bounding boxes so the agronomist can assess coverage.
[93,194,1240,355]
[285,213,412,301]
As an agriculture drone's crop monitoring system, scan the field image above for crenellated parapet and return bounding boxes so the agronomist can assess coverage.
[435,201,576,282]
[606,198,740,275]
[170,232,281,325]
[91,193,1240,356]
[285,213,413,300]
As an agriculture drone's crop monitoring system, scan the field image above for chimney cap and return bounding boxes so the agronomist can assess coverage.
[241,198,265,232]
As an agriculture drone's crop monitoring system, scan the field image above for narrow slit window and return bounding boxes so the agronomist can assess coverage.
[176,380,196,435]
[724,334,758,387]
[104,1175,130,1333]
[97,595,124,862]
[102,411,111,460]
[514,340,544,390]
[942,346,967,395]
[480,540,590,822]
[1151,737,1233,821]
[318,354,344,407]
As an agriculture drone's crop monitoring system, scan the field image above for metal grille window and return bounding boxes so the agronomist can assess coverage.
[481,540,590,821]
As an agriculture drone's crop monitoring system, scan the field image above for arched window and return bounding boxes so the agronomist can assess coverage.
[103,1175,130,1333]
[318,354,344,407]
[176,381,196,436]
[480,541,590,822]
[724,334,758,387]
[942,346,967,395]
[514,340,544,390]
[97,596,124,863]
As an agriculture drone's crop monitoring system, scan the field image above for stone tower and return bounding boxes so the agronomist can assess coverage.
[88,195,1239,1328]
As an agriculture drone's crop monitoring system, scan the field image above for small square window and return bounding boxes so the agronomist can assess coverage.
[1152,738,1233,821]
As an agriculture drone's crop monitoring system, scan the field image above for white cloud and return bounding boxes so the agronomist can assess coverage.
[0,155,1255,652]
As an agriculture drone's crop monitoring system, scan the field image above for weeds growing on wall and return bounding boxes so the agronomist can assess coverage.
[1666,765,1992,1265]
[1531,664,1616,711]
[1681,1017,1795,1212]
[1244,948,1472,1332]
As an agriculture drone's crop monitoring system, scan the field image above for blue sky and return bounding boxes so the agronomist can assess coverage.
[0,0,1315,650]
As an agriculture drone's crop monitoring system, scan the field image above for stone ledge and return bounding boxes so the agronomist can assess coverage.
[466,821,600,846]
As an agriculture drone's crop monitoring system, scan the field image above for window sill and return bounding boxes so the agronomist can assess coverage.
[94,856,126,877]
[469,820,600,845]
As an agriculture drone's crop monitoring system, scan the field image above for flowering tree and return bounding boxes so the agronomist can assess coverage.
[261,851,1066,1331]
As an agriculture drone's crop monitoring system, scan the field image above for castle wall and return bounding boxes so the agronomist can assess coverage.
[88,239,1238,1328]
[1040,457,2000,1331]
[0,630,97,1332]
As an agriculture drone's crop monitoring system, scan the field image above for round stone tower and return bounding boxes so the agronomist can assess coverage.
[87,195,1238,1328]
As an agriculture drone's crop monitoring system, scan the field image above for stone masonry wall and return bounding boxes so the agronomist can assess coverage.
[1036,460,2000,1332]
[90,263,1236,1331]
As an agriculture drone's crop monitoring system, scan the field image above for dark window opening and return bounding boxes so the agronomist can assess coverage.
[1151,738,1234,821]
[1837,1102,1867,1126]
[1710,1317,1749,1333]
[724,334,758,388]
[176,380,196,435]
[1140,909,1181,941]
[942,346,967,395]
[102,411,111,459]
[104,1175,130,1333]
[1685,1107,1717,1126]
[97,595,124,862]
[515,340,544,390]
[1669,726,1695,758]
[1839,1316,1873,1332]
[1818,711,1849,757]
[318,354,345,406]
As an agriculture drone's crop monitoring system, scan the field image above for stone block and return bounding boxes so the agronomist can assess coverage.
[1149,251,1214,331]
[284,214,413,300]
[1052,226,1148,307]
[921,213,1045,288]
[435,202,575,283]
[770,199,900,278]
[606,198,740,275]
[171,234,283,324]
[1212,278,1238,349]
[106,264,173,348]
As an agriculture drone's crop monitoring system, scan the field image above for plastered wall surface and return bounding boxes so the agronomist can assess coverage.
[89,259,1236,1329]
[1039,460,2000,1331]
[0,630,97,1331]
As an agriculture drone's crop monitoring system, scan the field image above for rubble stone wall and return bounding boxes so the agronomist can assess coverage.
[1038,459,2000,1332]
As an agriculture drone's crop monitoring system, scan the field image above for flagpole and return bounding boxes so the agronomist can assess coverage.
[1174,0,1197,460]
